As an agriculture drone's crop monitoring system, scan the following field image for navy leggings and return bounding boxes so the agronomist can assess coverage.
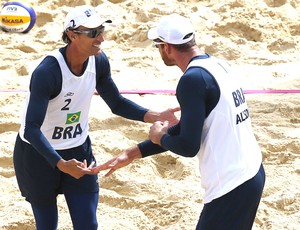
[31,192,98,230]
[196,164,265,230]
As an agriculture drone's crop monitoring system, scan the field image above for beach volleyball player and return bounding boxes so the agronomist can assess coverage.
[13,5,179,229]
[94,13,266,230]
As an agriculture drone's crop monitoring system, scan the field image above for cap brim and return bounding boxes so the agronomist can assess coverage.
[82,14,112,29]
[147,27,159,40]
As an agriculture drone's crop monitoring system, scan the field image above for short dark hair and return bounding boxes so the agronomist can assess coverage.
[154,33,196,51]
[62,30,71,44]
[171,34,196,51]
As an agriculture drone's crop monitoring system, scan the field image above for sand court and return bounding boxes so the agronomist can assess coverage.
[0,0,299,229]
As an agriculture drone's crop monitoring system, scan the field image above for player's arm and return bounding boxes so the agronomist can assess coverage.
[156,68,219,157]
[23,59,63,168]
[95,53,179,124]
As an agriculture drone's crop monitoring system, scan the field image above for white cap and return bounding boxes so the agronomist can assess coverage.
[64,5,112,31]
[148,13,194,45]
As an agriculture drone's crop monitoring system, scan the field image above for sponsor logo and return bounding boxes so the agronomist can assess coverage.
[64,92,74,97]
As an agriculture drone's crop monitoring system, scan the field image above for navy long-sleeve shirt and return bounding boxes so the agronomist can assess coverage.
[138,54,220,158]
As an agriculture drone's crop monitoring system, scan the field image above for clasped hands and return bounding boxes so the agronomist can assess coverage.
[89,119,170,176]
[63,107,179,178]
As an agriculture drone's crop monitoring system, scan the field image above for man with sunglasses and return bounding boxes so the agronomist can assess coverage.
[95,13,265,230]
[13,5,179,230]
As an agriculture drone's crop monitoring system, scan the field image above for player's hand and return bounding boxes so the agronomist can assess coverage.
[158,107,180,126]
[57,159,95,179]
[144,107,180,126]
[149,120,169,145]
[92,146,142,176]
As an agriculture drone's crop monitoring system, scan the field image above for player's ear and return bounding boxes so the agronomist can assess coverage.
[66,29,77,41]
[164,43,172,54]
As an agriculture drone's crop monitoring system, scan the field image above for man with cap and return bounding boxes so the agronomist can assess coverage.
[95,13,265,230]
[13,5,179,230]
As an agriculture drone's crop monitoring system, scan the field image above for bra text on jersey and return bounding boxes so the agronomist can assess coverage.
[232,88,245,107]
[52,124,83,139]
[232,88,249,124]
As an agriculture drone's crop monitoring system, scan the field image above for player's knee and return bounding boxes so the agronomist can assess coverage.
[73,218,98,230]
[85,221,98,230]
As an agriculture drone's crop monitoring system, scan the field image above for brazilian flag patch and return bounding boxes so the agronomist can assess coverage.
[66,112,81,124]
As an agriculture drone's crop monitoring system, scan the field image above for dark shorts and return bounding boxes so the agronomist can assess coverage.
[13,134,99,207]
[196,164,265,230]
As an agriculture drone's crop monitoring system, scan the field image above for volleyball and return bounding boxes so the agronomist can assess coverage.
[0,1,36,33]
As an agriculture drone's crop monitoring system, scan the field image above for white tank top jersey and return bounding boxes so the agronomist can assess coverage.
[19,50,96,150]
[187,57,262,204]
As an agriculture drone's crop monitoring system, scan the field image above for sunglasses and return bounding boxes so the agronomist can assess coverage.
[72,27,105,38]
[152,41,166,48]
